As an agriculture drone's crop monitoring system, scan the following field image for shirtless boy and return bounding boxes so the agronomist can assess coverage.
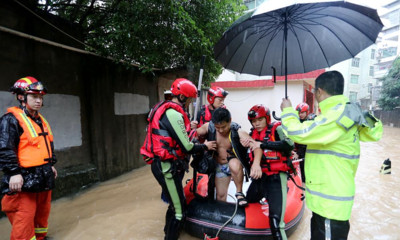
[196,108,262,206]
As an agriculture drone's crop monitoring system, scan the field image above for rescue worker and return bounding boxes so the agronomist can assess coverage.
[244,104,294,240]
[191,86,228,129]
[0,76,57,240]
[280,71,383,240]
[294,102,311,182]
[140,78,216,240]
[196,108,260,206]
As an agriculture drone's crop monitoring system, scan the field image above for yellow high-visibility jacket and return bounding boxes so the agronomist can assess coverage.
[281,95,383,220]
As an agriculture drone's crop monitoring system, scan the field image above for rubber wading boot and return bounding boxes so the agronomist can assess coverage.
[270,217,284,240]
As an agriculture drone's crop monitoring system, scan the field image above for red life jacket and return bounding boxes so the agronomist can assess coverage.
[140,101,190,164]
[198,105,212,127]
[249,122,293,175]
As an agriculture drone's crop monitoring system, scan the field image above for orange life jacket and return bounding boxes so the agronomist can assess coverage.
[249,122,293,175]
[140,101,190,164]
[7,107,54,168]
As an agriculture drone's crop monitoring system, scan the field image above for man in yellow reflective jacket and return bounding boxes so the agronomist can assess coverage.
[280,71,383,240]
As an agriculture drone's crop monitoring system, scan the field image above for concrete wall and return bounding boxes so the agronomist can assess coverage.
[0,1,187,204]
[0,27,157,197]
[223,82,304,132]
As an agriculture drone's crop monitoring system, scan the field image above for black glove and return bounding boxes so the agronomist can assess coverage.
[363,111,378,128]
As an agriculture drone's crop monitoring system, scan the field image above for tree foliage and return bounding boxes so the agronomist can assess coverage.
[34,0,246,85]
[378,56,400,110]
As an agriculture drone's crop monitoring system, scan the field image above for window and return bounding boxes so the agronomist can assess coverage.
[350,74,359,84]
[352,58,360,67]
[349,91,358,102]
[244,0,267,9]
[371,49,375,59]
[369,66,374,76]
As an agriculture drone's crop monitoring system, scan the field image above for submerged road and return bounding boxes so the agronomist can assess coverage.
[0,126,399,239]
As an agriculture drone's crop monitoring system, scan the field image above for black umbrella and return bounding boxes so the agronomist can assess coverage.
[214,0,383,98]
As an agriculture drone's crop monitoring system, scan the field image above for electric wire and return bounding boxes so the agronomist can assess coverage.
[13,0,95,52]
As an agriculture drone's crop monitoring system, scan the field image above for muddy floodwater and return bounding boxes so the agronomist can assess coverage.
[1,126,399,240]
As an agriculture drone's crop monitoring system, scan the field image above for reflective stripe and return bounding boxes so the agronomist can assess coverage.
[19,112,38,137]
[325,219,331,240]
[161,161,183,220]
[279,172,288,239]
[39,114,53,135]
[332,103,343,111]
[30,236,37,240]
[281,112,298,119]
[35,227,48,233]
[282,117,328,135]
[307,149,359,160]
[306,187,354,201]
[21,77,33,84]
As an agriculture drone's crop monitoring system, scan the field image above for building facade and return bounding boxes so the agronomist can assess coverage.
[373,0,400,109]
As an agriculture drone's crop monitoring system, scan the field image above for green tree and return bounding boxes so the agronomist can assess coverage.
[378,56,400,110]
[35,0,246,85]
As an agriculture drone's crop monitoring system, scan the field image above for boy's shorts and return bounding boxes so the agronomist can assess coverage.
[215,162,231,178]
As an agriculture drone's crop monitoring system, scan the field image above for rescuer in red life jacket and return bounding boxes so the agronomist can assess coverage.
[0,76,57,240]
[244,104,295,240]
[140,78,216,240]
[190,86,228,129]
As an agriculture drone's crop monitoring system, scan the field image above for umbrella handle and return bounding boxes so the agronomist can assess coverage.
[272,111,281,121]
[271,66,276,83]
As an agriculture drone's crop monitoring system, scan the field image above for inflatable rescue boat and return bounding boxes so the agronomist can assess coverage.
[183,169,304,240]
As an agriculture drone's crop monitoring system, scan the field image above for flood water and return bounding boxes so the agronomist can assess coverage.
[0,126,399,240]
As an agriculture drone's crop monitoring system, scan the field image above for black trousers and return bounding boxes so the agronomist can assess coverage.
[151,159,186,240]
[247,172,288,239]
[311,212,350,240]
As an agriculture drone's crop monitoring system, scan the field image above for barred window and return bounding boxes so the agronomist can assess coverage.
[352,58,360,67]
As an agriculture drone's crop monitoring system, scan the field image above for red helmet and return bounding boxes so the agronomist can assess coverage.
[170,78,197,98]
[296,103,309,114]
[207,86,228,104]
[10,76,47,95]
[248,104,271,125]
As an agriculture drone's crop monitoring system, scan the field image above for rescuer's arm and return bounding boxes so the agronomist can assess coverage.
[259,125,294,155]
[0,113,24,192]
[0,113,22,176]
[49,141,58,178]
[50,141,57,165]
[280,107,343,145]
[164,109,215,153]
[250,150,262,179]
[238,130,263,179]
[359,112,383,142]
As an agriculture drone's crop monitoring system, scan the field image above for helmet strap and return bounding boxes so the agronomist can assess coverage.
[178,94,188,105]
[16,94,27,104]
[210,103,216,110]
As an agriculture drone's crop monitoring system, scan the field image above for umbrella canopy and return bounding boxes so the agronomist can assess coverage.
[214,0,383,96]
